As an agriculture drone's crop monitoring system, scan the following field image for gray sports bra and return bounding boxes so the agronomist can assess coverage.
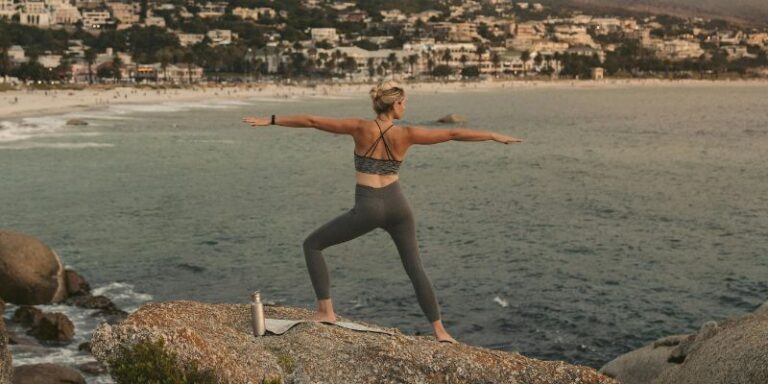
[354,120,402,175]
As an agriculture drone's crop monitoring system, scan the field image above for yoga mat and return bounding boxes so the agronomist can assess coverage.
[264,318,396,336]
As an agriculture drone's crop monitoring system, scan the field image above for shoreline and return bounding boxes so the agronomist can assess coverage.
[2,78,768,120]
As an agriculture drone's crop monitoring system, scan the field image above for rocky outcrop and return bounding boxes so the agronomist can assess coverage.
[601,301,768,384]
[12,363,86,384]
[437,113,466,124]
[0,231,66,305]
[92,301,616,384]
[1,299,11,384]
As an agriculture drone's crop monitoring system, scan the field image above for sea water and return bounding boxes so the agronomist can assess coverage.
[1,84,767,381]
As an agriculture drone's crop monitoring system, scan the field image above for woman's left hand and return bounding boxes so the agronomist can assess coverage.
[242,116,271,127]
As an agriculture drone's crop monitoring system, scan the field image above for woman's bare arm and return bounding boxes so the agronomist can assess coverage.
[242,115,363,135]
[406,126,523,145]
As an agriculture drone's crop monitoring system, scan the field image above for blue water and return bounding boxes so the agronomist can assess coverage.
[2,83,767,374]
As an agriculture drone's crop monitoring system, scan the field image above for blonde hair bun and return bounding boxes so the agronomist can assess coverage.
[370,80,405,114]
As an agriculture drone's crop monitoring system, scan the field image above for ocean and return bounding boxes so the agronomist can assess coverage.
[2,82,767,382]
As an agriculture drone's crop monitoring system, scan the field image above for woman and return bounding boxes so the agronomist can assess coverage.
[242,81,522,344]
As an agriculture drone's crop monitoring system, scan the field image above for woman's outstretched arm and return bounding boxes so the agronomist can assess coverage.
[406,126,523,145]
[242,115,363,135]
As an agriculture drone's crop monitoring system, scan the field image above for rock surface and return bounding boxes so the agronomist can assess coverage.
[26,312,75,343]
[12,363,86,384]
[1,299,11,384]
[0,231,66,305]
[92,301,616,384]
[65,119,88,126]
[437,113,466,123]
[601,301,768,384]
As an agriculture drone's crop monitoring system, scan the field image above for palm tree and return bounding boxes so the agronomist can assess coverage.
[407,54,419,76]
[476,45,487,74]
[442,49,452,65]
[84,48,97,84]
[183,49,195,83]
[459,54,469,68]
[158,47,174,83]
[491,52,501,76]
[521,50,531,76]
[367,57,375,80]
[332,49,343,75]
[387,52,398,74]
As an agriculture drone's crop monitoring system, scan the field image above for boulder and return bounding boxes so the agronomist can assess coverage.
[65,119,88,126]
[63,270,90,297]
[599,334,688,384]
[12,306,43,325]
[1,300,11,384]
[92,301,616,384]
[12,363,85,384]
[0,231,66,305]
[27,313,75,343]
[601,301,768,384]
[437,113,466,124]
[74,361,107,375]
[64,294,128,325]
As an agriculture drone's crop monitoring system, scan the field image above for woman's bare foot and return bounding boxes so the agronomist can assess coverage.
[311,298,337,322]
[311,311,337,322]
[431,319,458,344]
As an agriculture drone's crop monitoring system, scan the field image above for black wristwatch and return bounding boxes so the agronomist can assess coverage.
[271,115,276,125]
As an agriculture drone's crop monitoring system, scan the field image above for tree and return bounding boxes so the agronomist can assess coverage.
[432,64,453,78]
[491,52,501,75]
[461,65,480,78]
[441,49,452,65]
[84,48,97,84]
[407,54,419,76]
[367,57,375,80]
[521,50,531,76]
[112,55,123,81]
[459,54,469,68]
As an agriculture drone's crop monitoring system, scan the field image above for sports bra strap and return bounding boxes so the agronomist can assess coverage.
[363,120,396,160]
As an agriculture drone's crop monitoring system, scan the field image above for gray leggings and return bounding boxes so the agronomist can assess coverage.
[303,181,441,322]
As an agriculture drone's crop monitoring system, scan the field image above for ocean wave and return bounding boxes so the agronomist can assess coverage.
[4,281,150,383]
[0,142,114,150]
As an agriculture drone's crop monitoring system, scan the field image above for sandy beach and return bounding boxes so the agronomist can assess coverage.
[1,78,767,120]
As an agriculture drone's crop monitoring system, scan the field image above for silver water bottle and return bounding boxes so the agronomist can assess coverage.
[251,291,266,336]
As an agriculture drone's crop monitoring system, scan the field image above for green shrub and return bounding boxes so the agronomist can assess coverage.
[107,337,217,384]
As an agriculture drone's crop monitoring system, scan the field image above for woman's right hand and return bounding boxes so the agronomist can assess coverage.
[242,116,271,127]
[492,133,523,144]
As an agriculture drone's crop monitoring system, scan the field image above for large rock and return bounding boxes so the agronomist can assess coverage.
[0,231,66,305]
[1,299,11,384]
[27,312,75,343]
[92,301,616,384]
[437,113,466,124]
[11,363,85,384]
[599,334,687,384]
[601,302,768,384]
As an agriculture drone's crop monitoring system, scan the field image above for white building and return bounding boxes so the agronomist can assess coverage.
[177,33,205,47]
[51,4,81,25]
[0,0,17,19]
[144,16,165,27]
[232,7,277,21]
[81,10,111,30]
[206,29,237,46]
[656,39,705,61]
[37,54,62,68]
[8,46,27,64]
[311,28,339,44]
[19,1,52,28]
[108,2,139,25]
